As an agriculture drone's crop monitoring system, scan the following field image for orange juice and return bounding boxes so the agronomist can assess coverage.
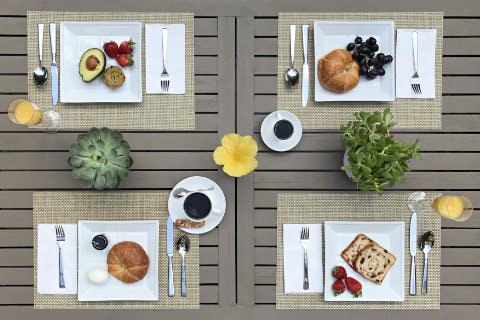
[8,99,43,125]
[432,195,473,221]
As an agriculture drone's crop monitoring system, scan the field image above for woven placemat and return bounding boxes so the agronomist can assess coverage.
[277,12,443,129]
[33,192,199,309]
[27,11,195,130]
[276,192,441,309]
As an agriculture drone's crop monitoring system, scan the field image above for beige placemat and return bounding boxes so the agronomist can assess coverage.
[33,192,199,309]
[276,192,441,309]
[27,11,195,130]
[277,12,443,129]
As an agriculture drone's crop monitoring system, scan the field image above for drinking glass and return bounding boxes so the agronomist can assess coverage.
[431,195,473,221]
[8,99,61,133]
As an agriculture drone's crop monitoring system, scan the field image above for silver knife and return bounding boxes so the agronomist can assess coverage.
[301,25,309,107]
[409,212,417,295]
[166,217,174,297]
[49,23,58,105]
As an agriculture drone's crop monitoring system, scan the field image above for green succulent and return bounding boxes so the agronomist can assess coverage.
[341,108,421,192]
[69,127,131,190]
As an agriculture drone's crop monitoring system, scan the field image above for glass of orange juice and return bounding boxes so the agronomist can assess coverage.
[8,99,61,132]
[8,99,44,125]
[431,195,473,221]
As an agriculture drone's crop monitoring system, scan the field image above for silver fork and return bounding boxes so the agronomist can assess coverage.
[160,27,170,92]
[411,31,421,94]
[300,226,310,290]
[55,225,65,288]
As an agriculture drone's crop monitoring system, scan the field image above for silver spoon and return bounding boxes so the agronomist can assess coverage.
[33,23,48,86]
[173,186,214,198]
[176,235,190,297]
[420,231,434,295]
[284,25,299,86]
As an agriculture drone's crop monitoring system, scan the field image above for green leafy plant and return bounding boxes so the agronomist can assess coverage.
[69,127,131,190]
[341,108,421,192]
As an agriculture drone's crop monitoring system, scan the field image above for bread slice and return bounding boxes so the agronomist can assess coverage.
[354,243,396,284]
[341,234,378,268]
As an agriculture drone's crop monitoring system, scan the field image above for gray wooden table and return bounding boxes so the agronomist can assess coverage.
[0,0,479,319]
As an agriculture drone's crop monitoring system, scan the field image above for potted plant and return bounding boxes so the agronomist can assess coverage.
[69,127,132,190]
[341,108,421,192]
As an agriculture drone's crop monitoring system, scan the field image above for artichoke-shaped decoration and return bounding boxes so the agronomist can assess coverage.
[69,127,131,190]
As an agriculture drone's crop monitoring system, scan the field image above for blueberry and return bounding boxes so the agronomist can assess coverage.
[352,52,359,60]
[360,66,368,75]
[360,46,370,54]
[346,42,356,51]
[357,55,366,65]
[367,37,377,46]
[354,36,363,44]
[377,68,385,76]
[370,44,379,52]
[384,55,393,63]
[368,69,378,77]
[368,51,375,58]
[376,53,386,62]
[368,57,378,66]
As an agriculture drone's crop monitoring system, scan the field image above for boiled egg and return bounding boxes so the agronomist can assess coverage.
[87,266,109,284]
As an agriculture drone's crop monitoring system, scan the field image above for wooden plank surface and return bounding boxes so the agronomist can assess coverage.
[239,12,480,313]
[0,15,231,311]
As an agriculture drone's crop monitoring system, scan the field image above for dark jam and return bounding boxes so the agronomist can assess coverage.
[92,234,108,250]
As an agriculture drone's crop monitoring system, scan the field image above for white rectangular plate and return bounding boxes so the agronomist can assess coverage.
[60,22,142,103]
[77,220,159,301]
[324,221,404,302]
[314,21,395,102]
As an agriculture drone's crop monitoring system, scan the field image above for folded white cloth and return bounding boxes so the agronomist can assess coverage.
[37,224,77,294]
[396,29,437,99]
[145,24,185,94]
[283,224,323,294]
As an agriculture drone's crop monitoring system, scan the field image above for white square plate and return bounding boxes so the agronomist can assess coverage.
[324,221,404,302]
[314,21,395,101]
[60,22,142,103]
[77,220,159,301]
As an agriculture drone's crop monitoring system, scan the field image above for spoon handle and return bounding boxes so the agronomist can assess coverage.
[38,24,44,65]
[421,253,429,295]
[289,25,296,66]
[181,255,187,297]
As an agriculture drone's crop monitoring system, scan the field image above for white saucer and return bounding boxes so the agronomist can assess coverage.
[260,110,302,152]
[168,176,226,235]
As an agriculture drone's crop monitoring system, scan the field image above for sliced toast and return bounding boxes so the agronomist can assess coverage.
[340,233,378,268]
[354,243,397,284]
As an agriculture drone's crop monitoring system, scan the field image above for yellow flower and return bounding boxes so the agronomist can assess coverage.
[213,133,258,177]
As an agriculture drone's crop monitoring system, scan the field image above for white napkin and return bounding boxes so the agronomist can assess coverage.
[283,224,323,294]
[145,24,185,94]
[396,29,437,98]
[37,224,77,294]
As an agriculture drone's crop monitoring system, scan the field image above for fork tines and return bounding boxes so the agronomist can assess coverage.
[301,226,309,239]
[160,77,170,92]
[55,224,65,240]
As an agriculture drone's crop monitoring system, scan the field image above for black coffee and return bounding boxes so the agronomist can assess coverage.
[183,192,212,220]
[273,119,294,140]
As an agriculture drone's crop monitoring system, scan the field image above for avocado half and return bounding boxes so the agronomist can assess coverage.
[78,48,106,82]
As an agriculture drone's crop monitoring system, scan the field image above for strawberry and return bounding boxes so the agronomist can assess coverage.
[345,277,362,297]
[103,41,118,58]
[116,54,134,67]
[332,279,345,296]
[118,39,135,54]
[332,266,347,280]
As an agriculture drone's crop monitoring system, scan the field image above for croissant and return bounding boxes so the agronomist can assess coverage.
[317,49,360,93]
[107,241,150,284]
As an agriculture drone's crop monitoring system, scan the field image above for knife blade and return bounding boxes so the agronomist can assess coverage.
[49,23,58,106]
[166,217,174,296]
[301,25,309,107]
[409,212,417,295]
